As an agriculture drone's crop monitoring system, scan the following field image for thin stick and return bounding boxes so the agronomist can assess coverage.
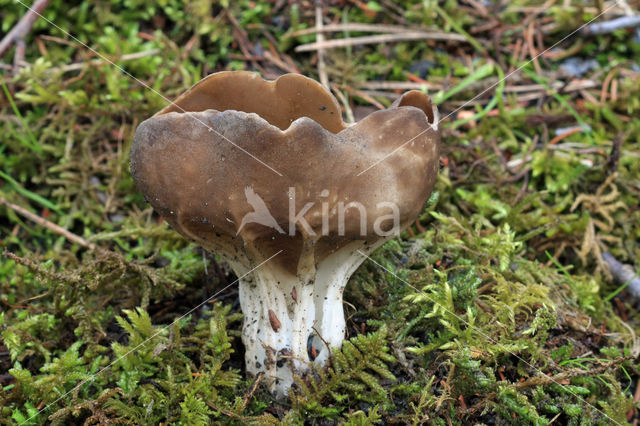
[356,76,597,95]
[355,81,442,91]
[341,85,385,109]
[315,3,329,89]
[349,89,402,99]
[13,39,26,73]
[526,21,542,75]
[548,127,584,145]
[515,357,631,389]
[601,68,618,103]
[602,252,640,299]
[503,80,597,93]
[0,0,52,57]
[241,372,264,411]
[295,31,467,52]
[262,51,299,74]
[509,38,523,74]
[463,0,490,17]
[38,34,79,48]
[445,79,598,107]
[311,326,333,362]
[288,23,461,37]
[333,88,354,123]
[48,49,161,73]
[0,198,96,250]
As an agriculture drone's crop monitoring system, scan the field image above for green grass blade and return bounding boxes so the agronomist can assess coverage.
[0,169,61,213]
[433,62,494,105]
[434,4,485,53]
[520,66,593,143]
[450,65,506,129]
[1,79,43,154]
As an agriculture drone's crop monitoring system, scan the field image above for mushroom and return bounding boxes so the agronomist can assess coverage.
[130,71,439,396]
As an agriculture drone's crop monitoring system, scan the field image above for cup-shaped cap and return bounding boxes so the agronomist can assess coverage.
[131,72,439,274]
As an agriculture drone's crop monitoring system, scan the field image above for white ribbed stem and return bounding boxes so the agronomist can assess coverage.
[233,238,391,397]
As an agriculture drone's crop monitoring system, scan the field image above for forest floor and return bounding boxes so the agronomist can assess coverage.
[1,0,640,424]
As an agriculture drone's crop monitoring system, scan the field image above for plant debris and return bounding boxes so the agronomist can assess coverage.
[1,0,639,424]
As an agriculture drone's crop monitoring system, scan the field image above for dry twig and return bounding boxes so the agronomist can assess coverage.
[356,81,441,91]
[241,372,264,411]
[515,356,632,389]
[0,197,95,249]
[295,31,466,52]
[288,23,451,37]
[315,2,329,89]
[0,0,52,73]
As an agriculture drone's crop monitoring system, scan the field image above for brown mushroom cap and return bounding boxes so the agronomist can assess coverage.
[159,71,346,134]
[130,72,439,275]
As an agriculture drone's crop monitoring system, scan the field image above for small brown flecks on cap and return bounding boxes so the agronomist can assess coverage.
[268,309,281,332]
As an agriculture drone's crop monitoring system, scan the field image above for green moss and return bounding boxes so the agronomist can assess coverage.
[1,0,639,423]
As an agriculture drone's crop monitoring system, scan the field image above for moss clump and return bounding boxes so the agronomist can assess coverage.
[1,0,639,424]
